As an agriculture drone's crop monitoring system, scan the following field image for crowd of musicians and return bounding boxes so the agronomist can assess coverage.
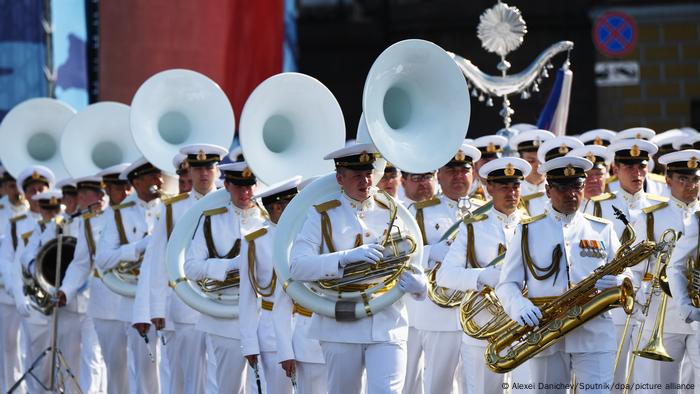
[1,118,700,394]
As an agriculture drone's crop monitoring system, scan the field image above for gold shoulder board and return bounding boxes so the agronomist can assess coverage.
[605,175,618,185]
[82,210,103,220]
[10,214,27,223]
[583,213,612,225]
[521,192,545,202]
[645,193,669,203]
[113,201,136,211]
[415,197,441,210]
[463,213,488,224]
[647,173,666,183]
[590,192,615,202]
[163,192,189,206]
[203,207,228,217]
[520,213,546,225]
[244,227,268,242]
[642,201,669,214]
[21,231,33,241]
[314,199,341,213]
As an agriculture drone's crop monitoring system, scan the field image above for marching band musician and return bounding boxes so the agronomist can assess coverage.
[578,129,616,147]
[582,139,667,390]
[173,153,193,194]
[607,128,669,197]
[21,190,82,392]
[470,135,508,201]
[565,146,610,204]
[496,156,627,393]
[289,143,428,394]
[509,129,554,216]
[56,175,109,394]
[377,163,401,200]
[183,161,266,393]
[239,176,303,394]
[146,144,226,394]
[535,136,584,169]
[56,179,81,235]
[95,158,163,393]
[437,157,531,394]
[629,149,700,393]
[0,169,28,392]
[0,165,53,393]
[402,142,483,394]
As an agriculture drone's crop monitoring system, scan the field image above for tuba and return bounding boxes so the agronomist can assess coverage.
[273,39,469,321]
[22,235,77,315]
[481,208,659,373]
[166,72,344,318]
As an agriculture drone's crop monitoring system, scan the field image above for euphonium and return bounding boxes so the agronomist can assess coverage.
[427,200,493,308]
[687,256,700,308]
[22,236,77,315]
[483,207,658,373]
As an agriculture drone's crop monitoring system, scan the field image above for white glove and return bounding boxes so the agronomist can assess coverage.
[398,271,427,298]
[631,302,646,323]
[428,240,450,262]
[15,298,31,317]
[477,267,501,288]
[509,297,542,327]
[339,244,385,267]
[681,304,700,323]
[595,275,623,290]
[226,255,241,272]
[135,235,152,254]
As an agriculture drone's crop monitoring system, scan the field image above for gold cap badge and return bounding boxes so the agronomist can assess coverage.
[49,196,58,206]
[533,137,541,147]
[585,152,596,163]
[242,167,253,178]
[196,149,207,161]
[359,151,370,163]
[504,163,515,177]
[181,160,190,170]
[594,136,603,146]
[31,171,40,180]
[630,144,641,157]
[564,165,576,177]
[635,133,642,139]
[455,150,466,161]
[558,144,569,154]
[486,142,497,153]
[689,156,698,169]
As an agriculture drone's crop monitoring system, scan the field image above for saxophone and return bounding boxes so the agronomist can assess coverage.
[483,206,659,373]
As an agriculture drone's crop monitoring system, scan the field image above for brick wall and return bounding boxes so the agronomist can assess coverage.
[592,4,700,131]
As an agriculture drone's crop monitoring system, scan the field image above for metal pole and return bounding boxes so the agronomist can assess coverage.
[42,0,55,98]
[48,225,63,389]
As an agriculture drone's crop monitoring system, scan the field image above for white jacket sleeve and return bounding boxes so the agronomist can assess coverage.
[668,234,696,321]
[60,221,91,303]
[147,211,169,320]
[0,221,15,296]
[238,237,261,356]
[132,250,151,325]
[95,211,140,271]
[272,283,296,363]
[289,210,343,281]
[183,218,231,281]
[495,225,527,317]
[436,223,484,292]
[19,224,40,272]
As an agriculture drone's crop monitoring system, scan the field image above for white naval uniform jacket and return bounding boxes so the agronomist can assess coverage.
[21,217,85,314]
[0,200,28,305]
[520,179,548,217]
[272,280,325,364]
[668,208,700,329]
[607,173,670,198]
[496,203,625,355]
[403,194,475,332]
[147,190,213,326]
[0,211,41,306]
[239,221,279,356]
[95,194,160,322]
[437,207,521,345]
[290,190,423,344]
[184,201,265,339]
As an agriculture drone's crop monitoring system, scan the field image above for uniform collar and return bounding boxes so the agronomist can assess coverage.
[230,201,260,217]
[523,179,546,193]
[669,195,698,212]
[544,202,578,225]
[341,190,374,211]
[618,188,645,204]
[491,207,521,227]
[136,196,160,209]
[191,186,215,201]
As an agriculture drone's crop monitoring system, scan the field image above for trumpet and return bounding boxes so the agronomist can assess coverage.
[149,185,172,199]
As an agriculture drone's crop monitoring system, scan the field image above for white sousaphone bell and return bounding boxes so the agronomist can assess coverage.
[0,98,76,181]
[166,72,346,318]
[273,39,470,321]
[130,68,235,174]
[60,101,141,178]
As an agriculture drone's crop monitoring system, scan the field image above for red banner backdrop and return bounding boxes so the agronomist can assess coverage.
[99,0,283,123]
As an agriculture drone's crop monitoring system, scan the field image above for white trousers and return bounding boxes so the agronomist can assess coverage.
[403,327,424,394]
[405,329,460,393]
[163,323,206,394]
[296,361,327,394]
[613,323,639,394]
[459,342,503,394]
[79,317,106,393]
[206,333,246,394]
[94,319,128,394]
[633,331,700,393]
[126,326,159,394]
[321,340,407,394]
[524,351,615,394]
[259,350,292,394]
[0,303,23,393]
